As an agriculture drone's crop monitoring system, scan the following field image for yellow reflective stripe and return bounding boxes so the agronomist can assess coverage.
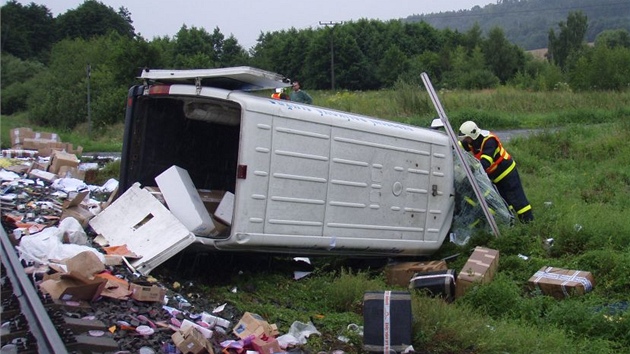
[492,160,516,183]
[469,219,481,229]
[516,204,532,215]
[481,155,493,165]
[464,196,477,206]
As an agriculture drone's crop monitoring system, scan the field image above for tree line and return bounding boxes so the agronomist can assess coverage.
[1,0,629,132]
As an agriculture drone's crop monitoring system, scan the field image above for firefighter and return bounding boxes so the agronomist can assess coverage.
[458,120,533,223]
[271,88,289,100]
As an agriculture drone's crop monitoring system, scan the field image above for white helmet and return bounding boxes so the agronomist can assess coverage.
[459,121,486,140]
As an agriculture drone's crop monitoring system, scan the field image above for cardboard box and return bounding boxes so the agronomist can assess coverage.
[155,165,217,236]
[28,168,57,183]
[214,191,234,225]
[129,283,167,302]
[48,150,80,174]
[60,191,95,228]
[33,131,60,142]
[528,266,595,299]
[385,260,448,286]
[37,143,83,158]
[58,165,86,180]
[23,138,62,151]
[10,127,34,147]
[363,291,412,353]
[233,312,279,339]
[209,217,230,237]
[197,189,225,214]
[252,336,283,354]
[38,251,107,302]
[171,326,214,354]
[456,246,499,298]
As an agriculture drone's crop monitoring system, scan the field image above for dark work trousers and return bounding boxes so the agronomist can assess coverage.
[494,167,534,223]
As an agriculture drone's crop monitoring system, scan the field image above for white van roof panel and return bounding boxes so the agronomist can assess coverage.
[139,66,290,91]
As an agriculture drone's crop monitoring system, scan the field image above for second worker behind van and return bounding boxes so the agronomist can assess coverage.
[290,80,313,104]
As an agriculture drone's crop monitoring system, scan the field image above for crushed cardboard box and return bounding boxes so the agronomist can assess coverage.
[129,282,167,302]
[252,335,283,354]
[528,266,595,299]
[48,150,80,175]
[455,246,499,298]
[172,326,214,354]
[233,312,279,339]
[95,272,132,300]
[28,168,57,183]
[39,251,107,302]
[385,260,448,286]
[60,191,95,228]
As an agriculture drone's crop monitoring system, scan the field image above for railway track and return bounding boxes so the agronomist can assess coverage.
[1,227,120,354]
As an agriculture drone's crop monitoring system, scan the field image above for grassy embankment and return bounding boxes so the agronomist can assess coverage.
[2,87,630,353]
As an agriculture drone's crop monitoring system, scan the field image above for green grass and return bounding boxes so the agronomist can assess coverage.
[3,88,630,353]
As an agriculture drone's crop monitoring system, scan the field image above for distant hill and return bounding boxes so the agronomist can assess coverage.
[405,0,630,50]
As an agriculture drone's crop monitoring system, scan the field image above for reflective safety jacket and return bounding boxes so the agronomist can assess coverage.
[469,133,516,183]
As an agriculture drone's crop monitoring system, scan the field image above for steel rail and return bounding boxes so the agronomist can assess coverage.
[0,228,69,354]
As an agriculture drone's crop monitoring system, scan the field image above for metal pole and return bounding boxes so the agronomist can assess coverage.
[319,21,343,91]
[87,63,92,137]
[330,32,335,91]
[420,72,501,237]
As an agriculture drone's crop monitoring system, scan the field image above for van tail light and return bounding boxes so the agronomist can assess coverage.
[237,165,247,179]
[148,84,171,95]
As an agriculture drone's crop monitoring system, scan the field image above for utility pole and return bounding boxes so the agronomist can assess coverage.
[86,63,92,137]
[319,21,343,91]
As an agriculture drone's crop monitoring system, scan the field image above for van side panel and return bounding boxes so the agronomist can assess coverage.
[233,103,453,251]
[326,127,437,241]
[425,143,453,241]
[265,117,331,234]
[233,111,273,234]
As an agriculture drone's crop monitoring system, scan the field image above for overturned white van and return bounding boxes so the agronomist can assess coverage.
[115,67,461,260]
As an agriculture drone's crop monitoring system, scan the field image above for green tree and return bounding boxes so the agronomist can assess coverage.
[219,35,250,67]
[27,34,159,130]
[595,29,630,49]
[0,1,55,62]
[172,25,217,68]
[443,46,499,89]
[569,45,630,91]
[55,0,135,40]
[404,51,443,85]
[464,22,484,52]
[547,11,588,71]
[377,44,409,87]
[0,54,45,114]
[483,27,525,83]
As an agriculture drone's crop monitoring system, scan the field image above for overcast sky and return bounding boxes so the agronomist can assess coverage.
[8,0,496,49]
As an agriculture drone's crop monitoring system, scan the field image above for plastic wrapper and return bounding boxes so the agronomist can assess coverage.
[451,150,513,245]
